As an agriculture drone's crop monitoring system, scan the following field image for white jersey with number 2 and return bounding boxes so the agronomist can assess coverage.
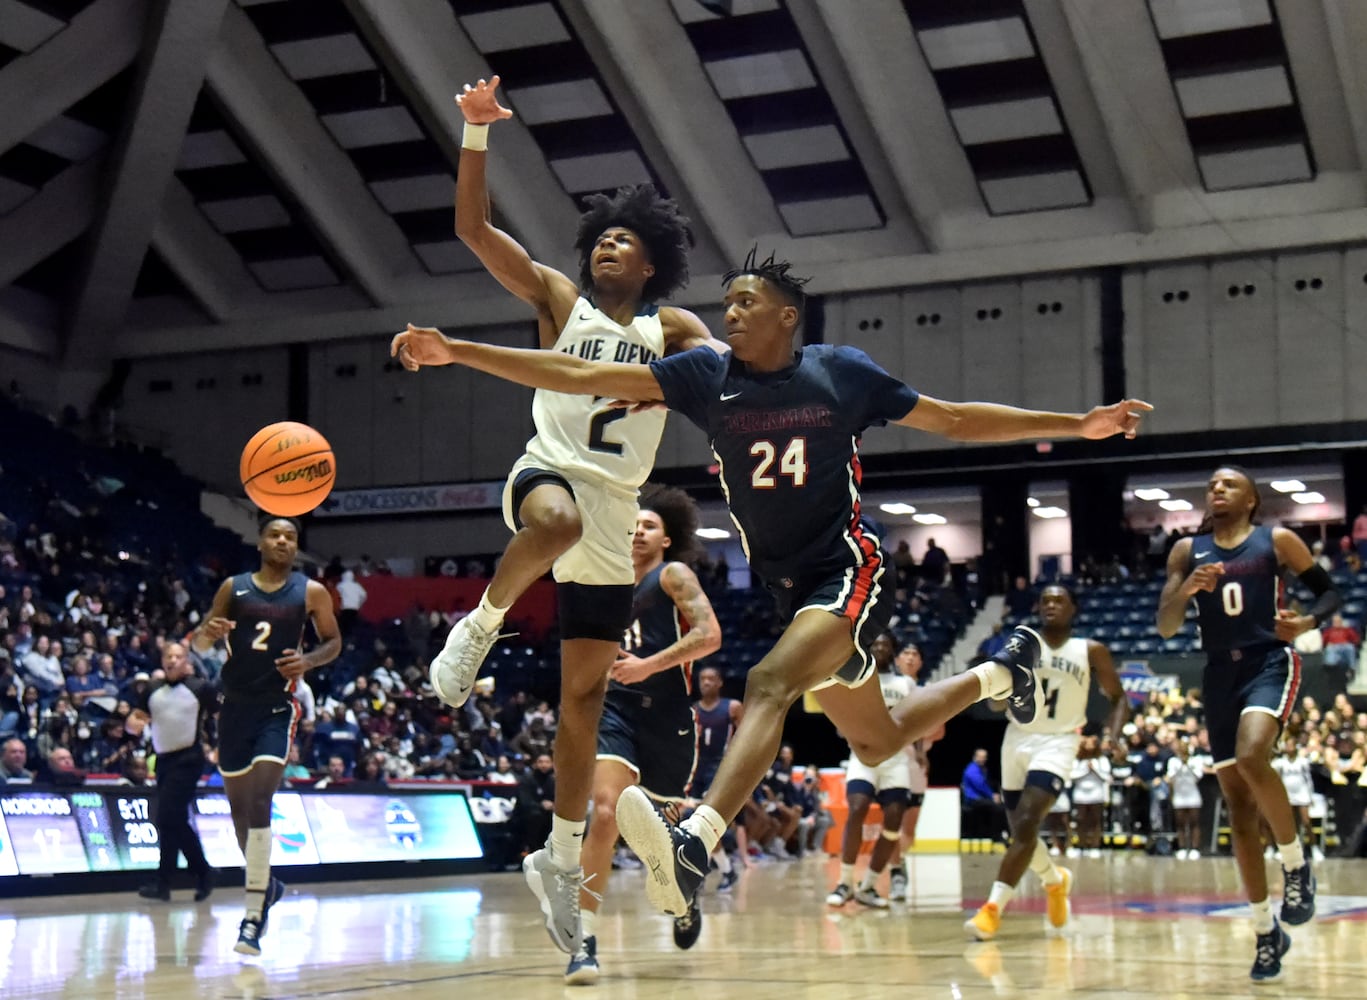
[524,295,667,491]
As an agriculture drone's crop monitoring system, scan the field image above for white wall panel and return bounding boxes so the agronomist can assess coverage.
[1275,251,1345,424]
[1020,276,1087,413]
[1343,249,1367,422]
[1133,263,1211,434]
[1208,257,1276,429]
[895,286,963,454]
[959,281,1023,407]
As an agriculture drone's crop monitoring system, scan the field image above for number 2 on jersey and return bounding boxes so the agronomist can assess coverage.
[587,407,627,455]
[251,621,272,651]
[750,437,808,488]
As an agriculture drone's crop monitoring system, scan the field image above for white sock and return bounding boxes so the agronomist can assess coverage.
[470,590,508,632]
[581,908,598,940]
[1249,897,1275,934]
[1278,839,1305,870]
[682,805,725,853]
[839,862,856,887]
[987,880,1016,912]
[244,827,272,919]
[713,847,732,875]
[859,869,880,891]
[1030,839,1062,885]
[548,814,586,869]
[970,662,1013,701]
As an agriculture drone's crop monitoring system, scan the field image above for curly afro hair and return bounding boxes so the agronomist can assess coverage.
[638,483,702,565]
[575,184,694,303]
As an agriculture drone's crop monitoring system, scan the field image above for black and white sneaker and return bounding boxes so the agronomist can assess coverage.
[673,897,703,950]
[889,866,908,903]
[826,883,855,907]
[717,867,738,892]
[1250,921,1291,982]
[991,626,1042,725]
[616,785,708,917]
[1280,862,1316,926]
[234,917,264,957]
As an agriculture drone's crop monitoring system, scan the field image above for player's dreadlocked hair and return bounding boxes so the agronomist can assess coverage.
[575,184,694,302]
[1196,464,1261,535]
[639,483,702,565]
[723,245,812,317]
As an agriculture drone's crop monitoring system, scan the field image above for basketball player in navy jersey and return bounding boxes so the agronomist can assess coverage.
[193,517,340,956]
[393,248,1151,921]
[566,484,720,985]
[692,663,745,888]
[392,76,720,956]
[1157,467,1338,982]
[966,584,1125,942]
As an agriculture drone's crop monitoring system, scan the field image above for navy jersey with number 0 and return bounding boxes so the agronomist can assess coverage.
[650,345,918,583]
[224,572,310,704]
[613,563,693,708]
[1188,524,1284,653]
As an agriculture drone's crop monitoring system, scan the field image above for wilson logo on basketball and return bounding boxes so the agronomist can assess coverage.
[274,459,332,485]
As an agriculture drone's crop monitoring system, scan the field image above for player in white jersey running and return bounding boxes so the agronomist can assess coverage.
[392,76,718,959]
[1271,741,1317,860]
[893,641,940,901]
[826,633,915,909]
[967,585,1126,940]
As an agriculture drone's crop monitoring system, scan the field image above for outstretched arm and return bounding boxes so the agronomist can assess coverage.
[454,76,578,330]
[897,395,1152,442]
[391,324,664,402]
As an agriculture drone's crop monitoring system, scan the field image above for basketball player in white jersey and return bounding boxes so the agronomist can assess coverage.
[826,633,916,909]
[893,642,940,901]
[967,585,1126,940]
[392,76,719,958]
[1271,741,1317,861]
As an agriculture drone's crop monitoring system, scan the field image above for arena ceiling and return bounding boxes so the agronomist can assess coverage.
[5,0,1367,363]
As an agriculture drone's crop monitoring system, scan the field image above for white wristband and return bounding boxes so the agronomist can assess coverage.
[461,123,489,151]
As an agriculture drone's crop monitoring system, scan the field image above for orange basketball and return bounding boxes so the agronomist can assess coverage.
[239,421,336,517]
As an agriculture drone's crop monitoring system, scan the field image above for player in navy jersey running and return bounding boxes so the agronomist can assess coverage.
[391,76,720,957]
[193,517,340,956]
[566,484,721,985]
[691,663,746,888]
[1157,466,1338,982]
[393,248,1151,921]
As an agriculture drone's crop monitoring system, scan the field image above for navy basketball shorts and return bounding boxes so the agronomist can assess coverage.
[691,758,722,798]
[218,698,300,776]
[596,690,698,801]
[770,560,893,691]
[1203,644,1300,768]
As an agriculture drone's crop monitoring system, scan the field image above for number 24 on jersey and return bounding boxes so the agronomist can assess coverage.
[750,437,808,488]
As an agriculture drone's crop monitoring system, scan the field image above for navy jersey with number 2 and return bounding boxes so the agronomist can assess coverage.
[650,345,918,585]
[224,571,310,704]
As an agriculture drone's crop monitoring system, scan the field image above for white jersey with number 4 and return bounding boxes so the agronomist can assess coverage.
[1012,635,1091,735]
[524,295,667,491]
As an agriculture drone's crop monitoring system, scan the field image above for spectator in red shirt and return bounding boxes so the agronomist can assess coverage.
[1322,614,1361,698]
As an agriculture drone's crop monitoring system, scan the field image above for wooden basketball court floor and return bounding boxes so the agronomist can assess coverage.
[4,854,1365,998]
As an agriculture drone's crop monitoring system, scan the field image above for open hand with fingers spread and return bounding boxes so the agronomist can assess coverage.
[1080,399,1154,440]
[455,75,514,125]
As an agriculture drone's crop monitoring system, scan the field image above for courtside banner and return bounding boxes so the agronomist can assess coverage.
[315,482,503,517]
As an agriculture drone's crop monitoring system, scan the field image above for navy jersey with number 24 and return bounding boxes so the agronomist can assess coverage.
[650,345,919,584]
